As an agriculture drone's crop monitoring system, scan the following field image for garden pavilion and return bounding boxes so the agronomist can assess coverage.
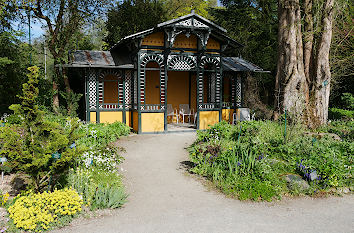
[64,11,265,133]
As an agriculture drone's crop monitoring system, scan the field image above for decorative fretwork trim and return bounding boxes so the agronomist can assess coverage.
[167,55,196,71]
[98,70,122,81]
[176,19,192,27]
[175,18,208,28]
[199,56,221,69]
[139,54,166,105]
[88,70,97,110]
[236,75,242,107]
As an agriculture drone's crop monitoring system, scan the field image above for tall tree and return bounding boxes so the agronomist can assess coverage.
[13,0,110,113]
[274,0,308,121]
[105,0,167,48]
[163,0,217,19]
[0,2,29,114]
[211,0,278,107]
[275,0,335,127]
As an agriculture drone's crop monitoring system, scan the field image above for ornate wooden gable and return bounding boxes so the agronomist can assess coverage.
[111,11,242,53]
[157,11,229,50]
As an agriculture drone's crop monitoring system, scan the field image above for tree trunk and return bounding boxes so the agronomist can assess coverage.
[52,59,73,114]
[309,0,334,126]
[303,0,313,85]
[62,67,74,115]
[52,79,59,113]
[274,0,308,120]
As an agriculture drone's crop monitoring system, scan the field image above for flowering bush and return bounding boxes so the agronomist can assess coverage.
[75,122,129,171]
[81,145,123,172]
[8,188,83,232]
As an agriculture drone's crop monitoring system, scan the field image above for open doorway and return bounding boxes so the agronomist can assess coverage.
[167,71,197,132]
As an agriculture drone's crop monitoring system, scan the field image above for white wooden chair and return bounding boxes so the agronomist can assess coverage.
[232,112,237,125]
[167,104,177,123]
[232,108,251,124]
[194,112,197,125]
[179,104,194,123]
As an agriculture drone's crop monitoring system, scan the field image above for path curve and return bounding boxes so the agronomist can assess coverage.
[55,132,354,233]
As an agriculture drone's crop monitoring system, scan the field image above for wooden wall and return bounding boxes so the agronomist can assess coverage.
[140,32,221,51]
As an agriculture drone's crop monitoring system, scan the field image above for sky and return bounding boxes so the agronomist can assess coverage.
[12,15,46,41]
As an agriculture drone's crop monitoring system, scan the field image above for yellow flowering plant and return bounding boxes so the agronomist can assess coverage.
[0,192,9,206]
[8,188,83,232]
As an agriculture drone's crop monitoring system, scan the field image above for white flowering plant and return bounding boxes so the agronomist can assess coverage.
[81,145,124,172]
[75,122,129,171]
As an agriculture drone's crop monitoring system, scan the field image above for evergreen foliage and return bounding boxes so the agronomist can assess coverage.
[0,31,28,114]
[0,66,83,192]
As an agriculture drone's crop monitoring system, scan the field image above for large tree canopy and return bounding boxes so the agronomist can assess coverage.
[163,0,217,19]
[105,0,167,48]
[11,0,111,113]
[211,0,278,106]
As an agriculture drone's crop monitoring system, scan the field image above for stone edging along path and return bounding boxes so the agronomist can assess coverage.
[54,132,354,233]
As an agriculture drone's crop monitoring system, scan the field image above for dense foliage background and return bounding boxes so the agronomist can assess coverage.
[0,0,351,118]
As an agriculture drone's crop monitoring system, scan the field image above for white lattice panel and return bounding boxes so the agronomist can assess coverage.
[133,71,138,107]
[198,72,204,105]
[88,71,97,110]
[215,73,221,103]
[236,76,242,106]
[125,70,132,109]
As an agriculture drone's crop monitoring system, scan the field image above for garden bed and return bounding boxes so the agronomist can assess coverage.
[0,117,131,232]
[188,120,353,201]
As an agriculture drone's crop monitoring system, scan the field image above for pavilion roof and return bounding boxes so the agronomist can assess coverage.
[65,50,266,72]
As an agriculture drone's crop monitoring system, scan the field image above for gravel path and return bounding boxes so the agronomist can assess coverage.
[55,132,354,233]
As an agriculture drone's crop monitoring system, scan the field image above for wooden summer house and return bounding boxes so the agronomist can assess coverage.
[65,11,264,133]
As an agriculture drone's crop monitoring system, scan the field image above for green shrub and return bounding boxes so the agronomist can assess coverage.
[329,108,354,120]
[0,67,83,192]
[77,121,130,150]
[318,120,354,141]
[189,140,285,201]
[67,167,127,210]
[75,121,129,172]
[341,93,354,110]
